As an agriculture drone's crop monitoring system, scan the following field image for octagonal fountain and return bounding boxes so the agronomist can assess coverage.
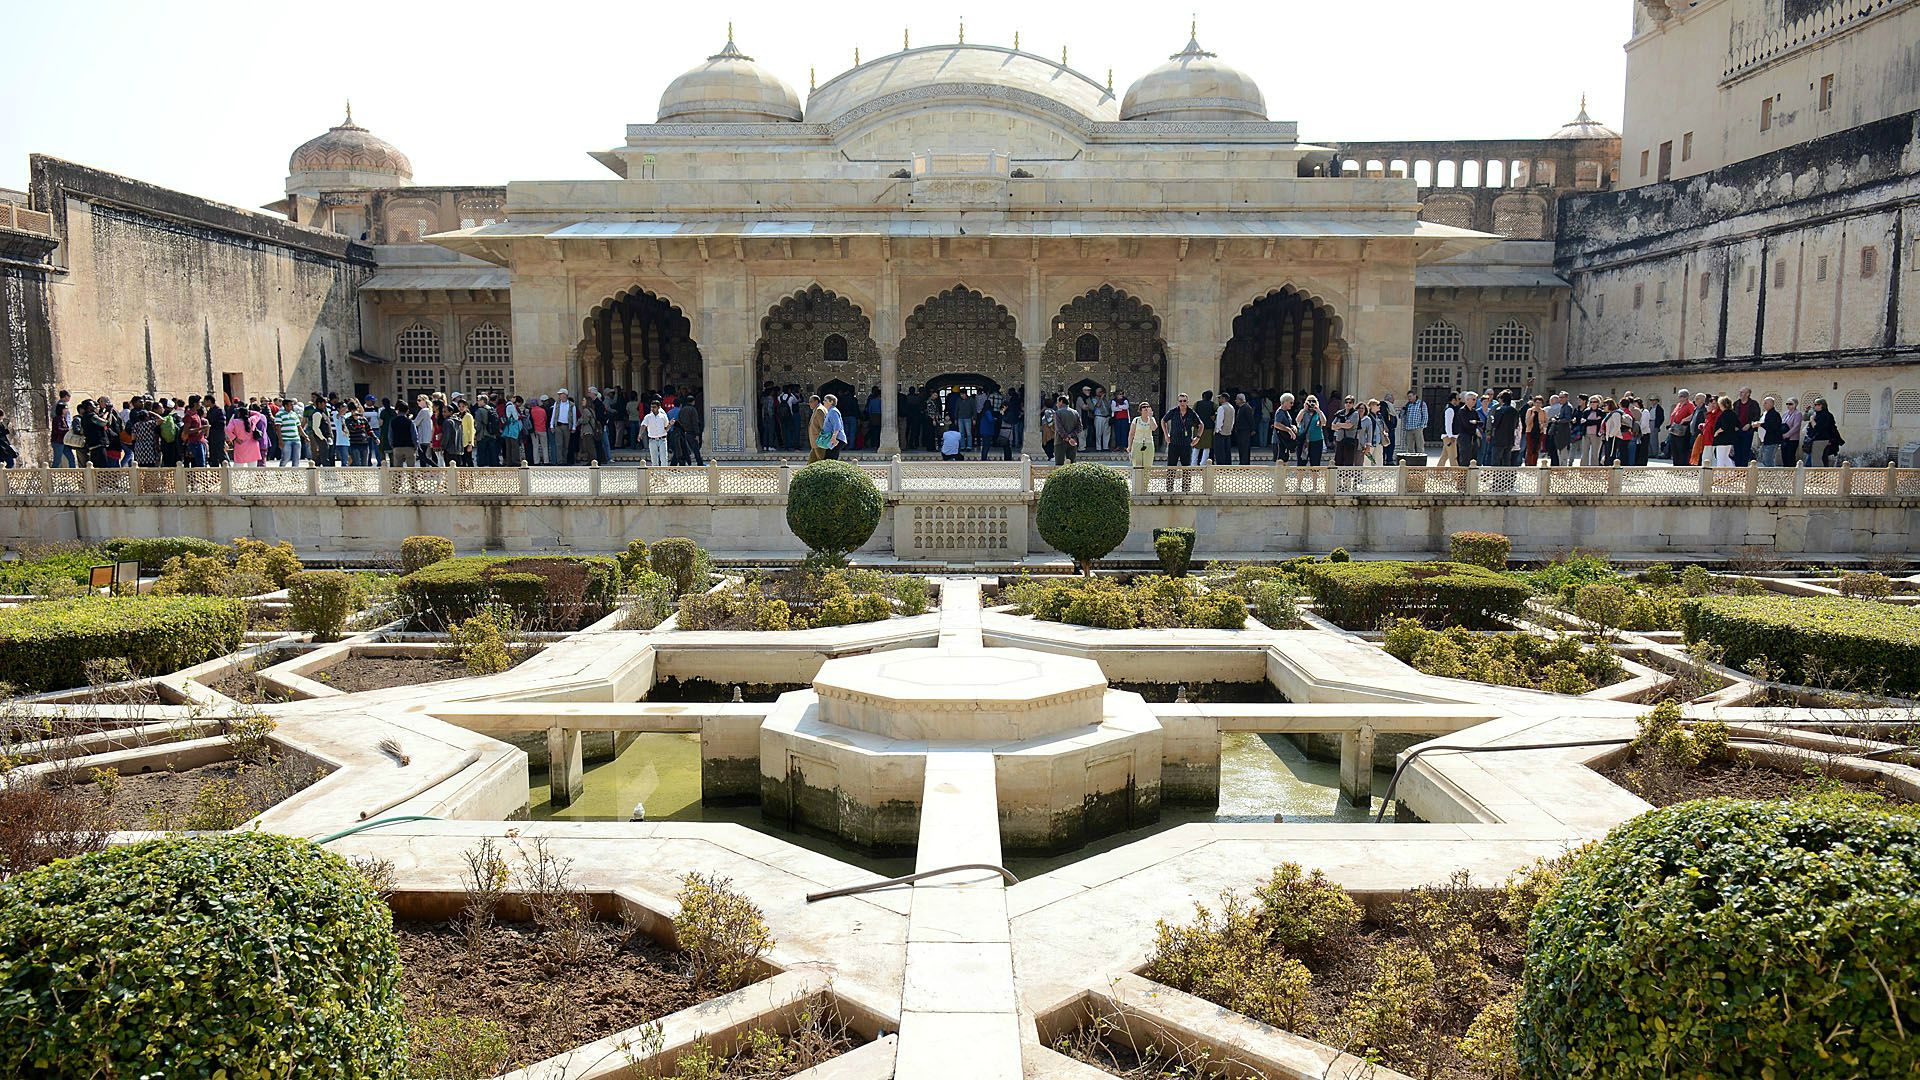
[759,647,1164,854]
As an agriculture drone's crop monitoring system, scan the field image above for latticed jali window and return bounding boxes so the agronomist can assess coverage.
[395,324,446,402]
[1415,322,1463,387]
[1486,321,1536,392]
[462,323,513,395]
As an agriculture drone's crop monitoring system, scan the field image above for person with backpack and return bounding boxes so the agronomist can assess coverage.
[345,400,374,466]
[157,401,182,466]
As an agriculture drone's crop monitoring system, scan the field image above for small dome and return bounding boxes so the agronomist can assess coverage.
[288,104,412,184]
[658,30,802,123]
[1121,27,1266,122]
[1549,96,1619,140]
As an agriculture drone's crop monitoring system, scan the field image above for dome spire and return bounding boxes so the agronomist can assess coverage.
[709,23,750,61]
[1576,93,1592,122]
[343,98,353,126]
[958,17,965,44]
[1173,15,1217,60]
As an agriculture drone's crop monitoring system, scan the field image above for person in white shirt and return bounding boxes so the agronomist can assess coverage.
[940,423,963,460]
[549,389,576,465]
[1213,396,1235,463]
[640,402,671,466]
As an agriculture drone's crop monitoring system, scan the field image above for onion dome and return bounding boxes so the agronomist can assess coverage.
[1120,24,1266,122]
[657,27,803,123]
[287,103,412,192]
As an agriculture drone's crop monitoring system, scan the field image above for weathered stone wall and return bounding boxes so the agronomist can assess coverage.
[1555,109,1920,451]
[17,158,373,460]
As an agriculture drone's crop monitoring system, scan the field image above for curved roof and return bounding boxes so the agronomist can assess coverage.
[659,33,803,123]
[1549,97,1619,140]
[1121,31,1266,122]
[805,44,1118,127]
[289,104,412,180]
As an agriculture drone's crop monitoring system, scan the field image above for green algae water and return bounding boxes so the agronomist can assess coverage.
[528,727,1393,878]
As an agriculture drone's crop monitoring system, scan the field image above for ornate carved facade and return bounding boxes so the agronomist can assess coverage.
[755,286,881,393]
[898,287,1024,394]
[1039,286,1166,404]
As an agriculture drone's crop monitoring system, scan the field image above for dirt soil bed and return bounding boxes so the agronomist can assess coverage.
[396,919,706,1071]
[315,649,539,693]
[1601,753,1914,807]
[104,755,326,829]
[205,672,293,703]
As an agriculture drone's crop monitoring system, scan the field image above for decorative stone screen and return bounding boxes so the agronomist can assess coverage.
[899,286,1023,393]
[1485,321,1536,392]
[1040,286,1165,402]
[904,503,1013,557]
[755,286,880,393]
[462,322,514,395]
[395,324,446,401]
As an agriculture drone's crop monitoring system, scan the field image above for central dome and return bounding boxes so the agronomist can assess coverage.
[288,105,412,190]
[805,44,1119,126]
[1121,29,1266,122]
[658,30,803,123]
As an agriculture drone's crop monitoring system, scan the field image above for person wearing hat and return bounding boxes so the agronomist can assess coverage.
[549,389,575,465]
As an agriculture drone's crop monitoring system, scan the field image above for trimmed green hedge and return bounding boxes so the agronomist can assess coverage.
[0,546,105,595]
[1682,594,1920,695]
[786,460,884,561]
[395,555,619,627]
[1518,799,1920,1077]
[1036,463,1131,573]
[0,595,246,691]
[0,832,405,1077]
[399,535,455,574]
[1299,560,1530,630]
[287,569,354,642]
[1447,530,1510,570]
[100,536,230,572]
[1153,528,1196,578]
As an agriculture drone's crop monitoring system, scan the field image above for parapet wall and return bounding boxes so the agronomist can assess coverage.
[1,462,1914,561]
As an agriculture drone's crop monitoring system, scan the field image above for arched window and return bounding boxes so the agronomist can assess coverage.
[1462,160,1482,187]
[1413,160,1433,186]
[1487,160,1506,188]
[1075,333,1100,365]
[1415,321,1464,389]
[1844,390,1872,418]
[1486,320,1536,394]
[462,321,514,395]
[823,333,849,363]
[395,324,447,401]
[1437,161,1457,188]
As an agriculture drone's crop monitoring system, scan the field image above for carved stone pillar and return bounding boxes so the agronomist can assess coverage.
[879,343,900,454]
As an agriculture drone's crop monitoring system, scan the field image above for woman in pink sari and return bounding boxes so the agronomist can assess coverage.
[225,403,263,465]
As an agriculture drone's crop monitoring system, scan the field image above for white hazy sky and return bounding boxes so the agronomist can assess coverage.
[1,1,1632,210]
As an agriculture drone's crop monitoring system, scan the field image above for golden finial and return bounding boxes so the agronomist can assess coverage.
[810,66,816,91]
[854,46,861,65]
[343,98,353,125]
[727,20,734,43]
[958,17,965,43]
[1013,30,1020,50]
[904,27,910,49]
[1106,67,1113,91]
[1061,45,1068,65]
[1191,14,1197,38]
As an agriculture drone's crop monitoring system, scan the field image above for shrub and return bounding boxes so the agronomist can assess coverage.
[396,555,619,628]
[449,611,513,676]
[287,569,354,641]
[1381,619,1621,693]
[651,538,705,597]
[1524,552,1620,597]
[623,570,677,629]
[1678,563,1715,596]
[813,592,893,628]
[785,460,884,563]
[150,551,239,596]
[1250,863,1362,964]
[1300,560,1531,630]
[1153,527,1196,578]
[616,539,651,583]
[674,872,772,994]
[1682,594,1920,695]
[407,1013,509,1080]
[1518,800,1920,1078]
[233,537,304,589]
[1328,547,1351,562]
[1448,531,1510,571]
[1009,576,1247,630]
[1210,571,1302,628]
[0,545,104,597]
[399,534,455,574]
[1839,570,1895,599]
[1569,581,1683,632]
[487,571,547,614]
[1145,889,1315,1030]
[0,832,405,1077]
[1629,699,1730,768]
[1036,462,1131,574]
[0,594,245,691]
[101,535,229,572]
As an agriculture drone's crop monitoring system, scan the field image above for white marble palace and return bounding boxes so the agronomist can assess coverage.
[426,26,1490,454]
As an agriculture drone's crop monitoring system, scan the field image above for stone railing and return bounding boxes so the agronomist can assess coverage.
[0,202,55,237]
[3,459,1917,501]
[1722,0,1912,82]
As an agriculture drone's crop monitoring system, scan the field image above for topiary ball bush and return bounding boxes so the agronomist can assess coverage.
[1153,527,1196,578]
[786,460,884,562]
[287,569,354,642]
[1448,530,1511,571]
[0,832,406,1078]
[400,534,455,575]
[1036,463,1131,574]
[1517,798,1920,1078]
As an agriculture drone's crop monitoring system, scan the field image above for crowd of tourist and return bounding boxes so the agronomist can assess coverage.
[19,380,1858,472]
[34,385,709,469]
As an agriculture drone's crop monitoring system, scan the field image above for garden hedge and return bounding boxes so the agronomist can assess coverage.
[785,460,884,562]
[1153,527,1196,578]
[101,535,230,572]
[1518,799,1920,1077]
[1036,463,1131,574]
[0,594,246,691]
[1299,559,1530,630]
[399,534,455,574]
[1681,594,1920,695]
[0,832,406,1077]
[1447,530,1510,571]
[396,555,619,627]
[650,538,705,597]
[287,569,354,642]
